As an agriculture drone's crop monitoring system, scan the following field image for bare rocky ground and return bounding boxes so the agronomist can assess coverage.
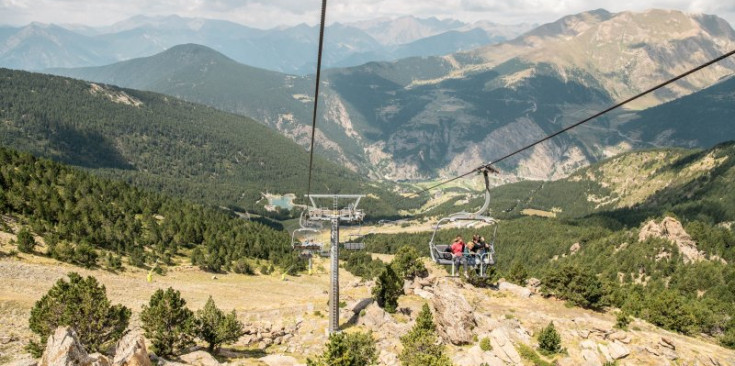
[1,235,734,365]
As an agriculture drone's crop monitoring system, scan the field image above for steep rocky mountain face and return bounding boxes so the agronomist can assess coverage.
[48,10,735,181]
[316,9,735,180]
[0,15,531,74]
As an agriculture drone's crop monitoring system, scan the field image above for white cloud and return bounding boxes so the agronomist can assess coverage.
[0,0,733,28]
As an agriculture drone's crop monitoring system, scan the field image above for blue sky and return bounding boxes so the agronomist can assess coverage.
[1,0,733,28]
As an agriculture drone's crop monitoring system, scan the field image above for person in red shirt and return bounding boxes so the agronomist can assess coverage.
[450,236,468,277]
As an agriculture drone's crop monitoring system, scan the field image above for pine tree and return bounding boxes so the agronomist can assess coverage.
[194,296,244,353]
[372,264,403,313]
[16,227,36,253]
[399,303,452,366]
[538,321,562,355]
[307,331,377,366]
[391,246,427,279]
[140,287,195,357]
[27,272,130,356]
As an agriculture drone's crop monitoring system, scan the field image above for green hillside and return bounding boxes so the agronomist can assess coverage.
[620,76,735,148]
[0,68,414,216]
[0,146,298,272]
[362,143,735,347]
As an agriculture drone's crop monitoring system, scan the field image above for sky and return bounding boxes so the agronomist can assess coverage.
[1,0,734,29]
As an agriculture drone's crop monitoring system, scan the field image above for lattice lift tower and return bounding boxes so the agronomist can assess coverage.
[304,194,365,334]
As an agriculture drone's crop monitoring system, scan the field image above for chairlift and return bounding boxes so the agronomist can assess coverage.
[428,167,498,278]
[341,223,365,251]
[291,212,326,270]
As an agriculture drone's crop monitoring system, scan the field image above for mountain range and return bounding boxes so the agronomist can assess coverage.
[49,9,735,181]
[0,15,533,74]
[0,68,410,216]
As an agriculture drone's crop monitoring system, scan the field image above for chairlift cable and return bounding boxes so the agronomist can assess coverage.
[306,0,329,198]
[397,48,735,204]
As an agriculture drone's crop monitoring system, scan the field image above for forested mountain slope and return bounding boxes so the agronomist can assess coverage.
[0,68,411,216]
[0,147,296,272]
[360,143,735,348]
[50,10,735,182]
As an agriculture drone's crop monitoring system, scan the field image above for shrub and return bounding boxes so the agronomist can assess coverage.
[391,246,427,279]
[104,253,123,271]
[399,303,452,366]
[508,261,528,284]
[542,265,603,310]
[232,258,254,275]
[644,289,695,335]
[16,228,36,253]
[195,296,244,354]
[307,331,377,366]
[722,328,735,349]
[537,322,562,355]
[517,343,553,366]
[72,242,98,268]
[140,287,195,357]
[480,337,493,351]
[27,272,130,356]
[615,311,631,330]
[372,265,402,313]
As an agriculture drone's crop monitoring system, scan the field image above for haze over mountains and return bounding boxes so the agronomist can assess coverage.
[49,9,735,181]
[0,15,533,74]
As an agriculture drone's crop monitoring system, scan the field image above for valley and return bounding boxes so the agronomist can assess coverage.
[1,4,735,366]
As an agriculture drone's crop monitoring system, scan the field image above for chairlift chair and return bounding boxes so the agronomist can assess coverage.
[341,223,365,251]
[428,167,498,277]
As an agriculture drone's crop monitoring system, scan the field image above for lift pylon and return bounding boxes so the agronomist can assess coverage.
[304,194,365,334]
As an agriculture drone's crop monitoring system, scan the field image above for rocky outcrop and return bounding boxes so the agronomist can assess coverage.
[39,327,109,366]
[498,280,532,298]
[431,279,476,345]
[237,321,300,350]
[452,345,503,366]
[112,332,151,366]
[258,354,305,366]
[638,217,705,263]
[179,351,220,366]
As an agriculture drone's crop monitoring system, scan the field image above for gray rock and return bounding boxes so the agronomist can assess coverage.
[259,354,305,366]
[179,351,220,366]
[413,288,434,299]
[608,341,630,360]
[453,345,503,366]
[377,350,399,366]
[598,344,613,363]
[581,349,602,366]
[431,279,476,345]
[112,332,151,366]
[660,337,675,350]
[39,327,92,366]
[497,281,532,298]
[580,340,597,350]
[489,328,521,364]
[6,360,38,366]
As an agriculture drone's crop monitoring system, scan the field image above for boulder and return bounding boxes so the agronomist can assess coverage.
[580,340,597,350]
[414,288,434,300]
[112,332,151,366]
[358,303,393,329]
[377,350,399,366]
[259,354,305,366]
[597,344,613,363]
[608,341,630,360]
[179,351,220,366]
[39,327,93,366]
[431,279,475,345]
[497,281,531,298]
[88,354,111,366]
[570,242,581,255]
[488,328,521,364]
[660,337,675,350]
[452,345,503,366]
[581,349,602,366]
[7,360,39,366]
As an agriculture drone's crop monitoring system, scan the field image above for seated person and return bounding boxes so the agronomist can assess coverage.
[451,236,468,276]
